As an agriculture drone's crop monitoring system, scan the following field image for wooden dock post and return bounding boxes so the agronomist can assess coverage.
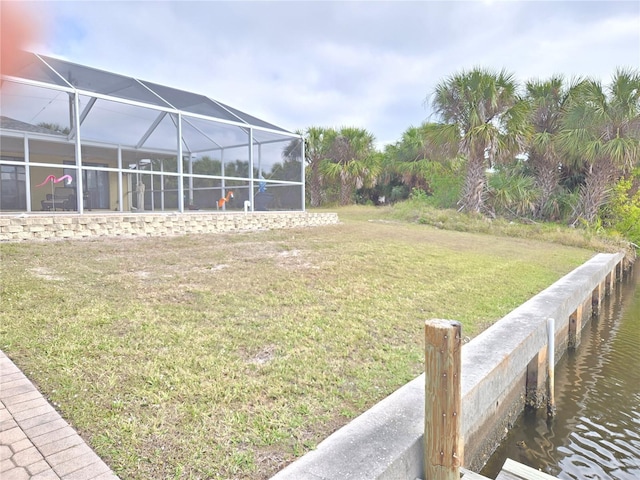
[568,305,583,349]
[592,281,604,315]
[607,271,615,295]
[425,319,463,480]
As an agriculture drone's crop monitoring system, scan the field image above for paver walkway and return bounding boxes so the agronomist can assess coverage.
[1,350,119,479]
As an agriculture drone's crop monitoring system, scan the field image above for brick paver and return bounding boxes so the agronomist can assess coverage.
[0,350,119,479]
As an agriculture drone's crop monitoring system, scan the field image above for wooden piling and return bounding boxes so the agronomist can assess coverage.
[525,349,548,408]
[568,304,583,349]
[592,282,603,315]
[425,319,463,480]
[606,271,615,295]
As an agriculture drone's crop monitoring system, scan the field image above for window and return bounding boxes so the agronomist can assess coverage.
[0,163,27,211]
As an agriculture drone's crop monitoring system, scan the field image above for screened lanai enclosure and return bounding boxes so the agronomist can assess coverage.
[0,52,304,214]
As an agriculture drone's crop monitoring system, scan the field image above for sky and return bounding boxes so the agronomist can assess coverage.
[14,0,640,149]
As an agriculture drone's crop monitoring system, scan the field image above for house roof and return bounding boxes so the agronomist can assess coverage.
[2,52,299,152]
[8,51,291,134]
[0,116,65,135]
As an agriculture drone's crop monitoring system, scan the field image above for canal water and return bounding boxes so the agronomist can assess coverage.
[481,263,640,480]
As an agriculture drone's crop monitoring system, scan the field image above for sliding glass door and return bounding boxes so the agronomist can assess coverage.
[64,163,110,210]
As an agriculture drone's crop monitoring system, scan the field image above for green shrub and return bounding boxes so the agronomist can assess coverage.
[409,187,429,202]
[390,185,409,203]
[599,169,640,247]
[423,162,462,209]
[539,188,578,223]
[486,168,540,218]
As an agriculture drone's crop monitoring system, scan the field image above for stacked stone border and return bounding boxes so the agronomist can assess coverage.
[271,252,630,480]
[0,212,340,242]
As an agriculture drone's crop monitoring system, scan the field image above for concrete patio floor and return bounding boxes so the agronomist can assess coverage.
[1,350,118,480]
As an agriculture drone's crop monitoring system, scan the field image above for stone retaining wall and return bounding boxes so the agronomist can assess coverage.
[0,212,340,241]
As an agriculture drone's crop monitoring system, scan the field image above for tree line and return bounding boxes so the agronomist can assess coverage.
[286,67,640,245]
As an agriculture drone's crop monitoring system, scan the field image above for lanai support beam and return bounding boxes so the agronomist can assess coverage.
[73,92,84,214]
[136,111,167,149]
[68,96,97,140]
[177,113,184,213]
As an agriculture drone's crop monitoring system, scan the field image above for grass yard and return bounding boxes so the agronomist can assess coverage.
[0,206,600,479]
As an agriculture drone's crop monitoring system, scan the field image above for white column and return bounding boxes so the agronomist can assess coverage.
[73,92,84,214]
[300,136,306,211]
[24,135,32,212]
[249,128,254,212]
[117,146,123,212]
[177,113,184,212]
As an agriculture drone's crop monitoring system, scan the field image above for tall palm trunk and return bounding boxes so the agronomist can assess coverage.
[309,161,322,207]
[460,146,486,213]
[534,166,559,216]
[530,152,560,219]
[573,159,615,224]
[339,172,351,206]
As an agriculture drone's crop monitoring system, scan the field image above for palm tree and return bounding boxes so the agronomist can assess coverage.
[295,127,337,207]
[322,127,378,205]
[558,68,640,224]
[524,75,577,219]
[486,164,539,218]
[36,122,71,135]
[428,68,531,213]
[390,124,437,192]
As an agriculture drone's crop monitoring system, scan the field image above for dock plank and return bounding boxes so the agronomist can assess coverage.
[461,466,492,479]
[495,458,559,480]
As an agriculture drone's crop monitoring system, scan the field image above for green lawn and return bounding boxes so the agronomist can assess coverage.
[0,206,597,479]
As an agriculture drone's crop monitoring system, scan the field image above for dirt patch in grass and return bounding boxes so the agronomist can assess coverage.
[0,206,599,479]
[30,266,65,281]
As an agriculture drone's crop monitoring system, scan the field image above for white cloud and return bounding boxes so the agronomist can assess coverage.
[22,0,640,148]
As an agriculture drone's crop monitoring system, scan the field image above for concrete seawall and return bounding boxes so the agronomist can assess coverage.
[271,252,628,480]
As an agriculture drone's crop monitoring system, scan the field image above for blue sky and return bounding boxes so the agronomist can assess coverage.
[21,0,640,148]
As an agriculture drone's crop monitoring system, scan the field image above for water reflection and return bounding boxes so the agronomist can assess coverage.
[481,265,640,479]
